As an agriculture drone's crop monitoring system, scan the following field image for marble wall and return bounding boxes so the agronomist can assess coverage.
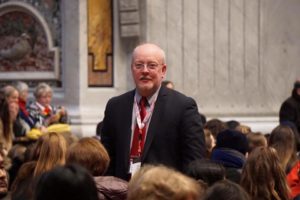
[143,0,300,117]
[61,0,300,136]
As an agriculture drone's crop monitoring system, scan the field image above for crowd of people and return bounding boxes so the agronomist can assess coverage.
[0,43,300,200]
[0,82,69,151]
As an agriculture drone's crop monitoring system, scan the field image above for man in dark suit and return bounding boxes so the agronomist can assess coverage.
[101,43,205,180]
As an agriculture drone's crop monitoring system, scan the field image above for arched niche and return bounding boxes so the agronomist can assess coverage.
[0,1,59,81]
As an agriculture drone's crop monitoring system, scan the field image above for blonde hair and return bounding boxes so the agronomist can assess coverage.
[127,165,203,200]
[34,82,52,99]
[33,132,67,177]
[268,125,296,171]
[2,85,19,104]
[2,85,17,99]
[235,125,252,135]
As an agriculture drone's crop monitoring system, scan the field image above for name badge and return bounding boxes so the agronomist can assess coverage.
[129,157,141,176]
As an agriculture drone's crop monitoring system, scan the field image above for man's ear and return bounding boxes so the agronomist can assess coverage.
[162,64,167,76]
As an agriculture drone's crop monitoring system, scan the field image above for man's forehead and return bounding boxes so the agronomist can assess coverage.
[133,55,160,62]
[133,50,163,62]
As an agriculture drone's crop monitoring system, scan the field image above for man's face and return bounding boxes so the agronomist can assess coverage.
[0,154,8,196]
[131,44,167,97]
[297,88,300,96]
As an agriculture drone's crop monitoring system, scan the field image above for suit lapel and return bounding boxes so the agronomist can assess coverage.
[122,90,135,158]
[142,87,168,161]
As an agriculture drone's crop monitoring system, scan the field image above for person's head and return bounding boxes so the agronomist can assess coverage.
[10,161,36,200]
[162,80,174,89]
[1,85,19,123]
[33,132,67,177]
[268,124,296,170]
[34,164,98,200]
[1,85,19,104]
[204,129,215,157]
[202,179,250,200]
[14,81,29,102]
[34,82,53,107]
[66,137,110,176]
[204,119,227,139]
[186,159,225,186]
[280,120,300,151]
[240,147,289,200]
[8,144,27,164]
[131,43,167,97]
[127,165,203,200]
[0,149,8,198]
[246,132,267,153]
[235,124,252,135]
[292,79,300,97]
[226,120,240,130]
[216,129,249,155]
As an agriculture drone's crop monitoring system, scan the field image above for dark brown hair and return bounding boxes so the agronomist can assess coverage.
[0,91,10,141]
[240,147,289,200]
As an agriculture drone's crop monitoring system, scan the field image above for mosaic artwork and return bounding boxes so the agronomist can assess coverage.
[0,11,54,72]
[0,0,61,86]
[88,0,112,71]
[88,0,113,86]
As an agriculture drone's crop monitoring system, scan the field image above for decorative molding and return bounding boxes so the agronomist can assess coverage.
[119,0,140,37]
[0,1,59,80]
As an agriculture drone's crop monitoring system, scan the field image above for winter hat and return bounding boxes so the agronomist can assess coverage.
[216,129,249,155]
[294,81,300,89]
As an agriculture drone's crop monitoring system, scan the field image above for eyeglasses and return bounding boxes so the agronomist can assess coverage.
[133,62,163,70]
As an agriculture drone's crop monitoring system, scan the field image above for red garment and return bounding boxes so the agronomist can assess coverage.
[18,98,29,116]
[43,106,51,116]
[287,160,300,199]
[130,97,147,158]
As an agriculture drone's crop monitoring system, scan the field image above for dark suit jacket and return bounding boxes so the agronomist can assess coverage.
[279,93,300,134]
[101,86,206,180]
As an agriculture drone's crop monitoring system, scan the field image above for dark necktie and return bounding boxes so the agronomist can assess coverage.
[130,97,147,158]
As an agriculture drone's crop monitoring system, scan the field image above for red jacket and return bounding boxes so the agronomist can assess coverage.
[287,160,300,199]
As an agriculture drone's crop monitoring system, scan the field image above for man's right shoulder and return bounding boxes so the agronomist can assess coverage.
[282,96,297,107]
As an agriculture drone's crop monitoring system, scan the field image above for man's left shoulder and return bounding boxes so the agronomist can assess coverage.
[162,87,195,103]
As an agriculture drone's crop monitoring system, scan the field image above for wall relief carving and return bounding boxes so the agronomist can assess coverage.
[0,0,61,87]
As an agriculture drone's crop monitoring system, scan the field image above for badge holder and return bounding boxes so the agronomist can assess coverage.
[129,157,141,176]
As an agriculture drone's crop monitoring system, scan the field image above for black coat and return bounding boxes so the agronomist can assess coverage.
[279,89,300,133]
[101,86,206,180]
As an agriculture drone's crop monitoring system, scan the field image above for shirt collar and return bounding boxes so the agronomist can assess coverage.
[135,85,161,107]
[36,102,51,111]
